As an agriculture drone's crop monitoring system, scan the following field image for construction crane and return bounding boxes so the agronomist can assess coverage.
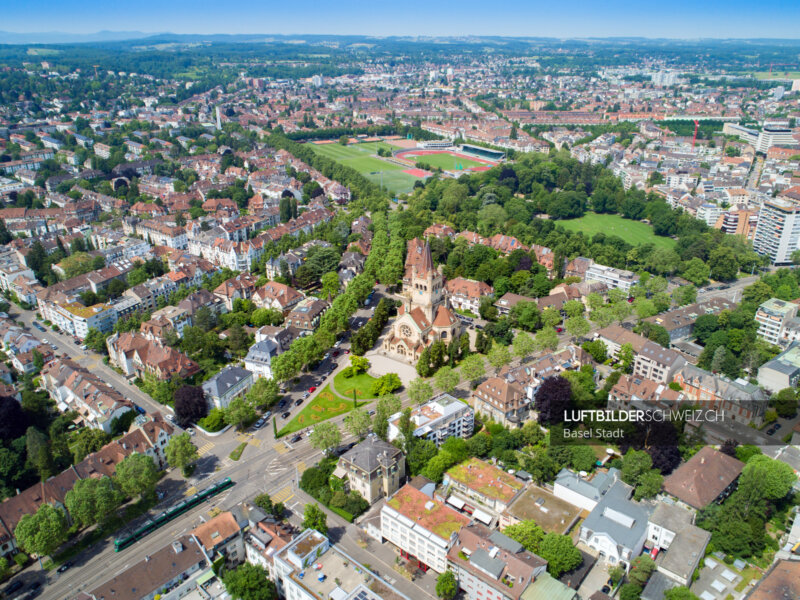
[692,120,700,149]
[93,65,99,78]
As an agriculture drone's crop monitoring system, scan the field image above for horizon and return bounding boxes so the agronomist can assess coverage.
[3,0,800,40]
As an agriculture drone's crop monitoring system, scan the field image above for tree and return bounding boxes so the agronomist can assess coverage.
[436,570,457,600]
[254,493,284,519]
[565,316,590,340]
[247,378,280,410]
[739,454,795,501]
[581,339,607,363]
[174,385,208,427]
[564,300,584,318]
[373,395,402,440]
[664,588,700,600]
[504,520,545,553]
[165,432,199,476]
[223,563,278,600]
[371,373,402,396]
[302,503,328,535]
[487,344,512,370]
[773,388,798,418]
[71,427,111,462]
[541,307,562,329]
[339,135,349,146]
[321,271,340,299]
[619,583,643,600]
[408,377,434,405]
[534,327,559,352]
[309,422,342,454]
[84,328,109,354]
[0,395,29,440]
[628,555,656,587]
[344,410,372,439]
[459,353,486,385]
[115,453,159,499]
[709,246,738,281]
[434,366,460,394]
[534,376,572,425]
[512,332,536,360]
[407,439,438,475]
[64,476,123,528]
[618,342,634,372]
[225,397,256,430]
[681,257,710,286]
[539,533,582,577]
[15,504,68,559]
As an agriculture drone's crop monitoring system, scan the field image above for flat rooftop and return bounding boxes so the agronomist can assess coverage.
[504,485,581,534]
[445,458,524,504]
[386,484,469,540]
[290,546,370,600]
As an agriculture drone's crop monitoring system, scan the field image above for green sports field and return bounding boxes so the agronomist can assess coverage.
[557,213,676,249]
[309,141,421,195]
[402,151,489,171]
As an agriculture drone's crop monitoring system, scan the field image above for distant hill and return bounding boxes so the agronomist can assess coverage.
[0,30,157,44]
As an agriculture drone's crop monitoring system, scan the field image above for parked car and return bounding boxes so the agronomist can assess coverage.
[282,411,291,419]
[33,322,46,332]
[295,399,303,407]
[253,418,266,430]
[165,414,175,423]
[601,586,611,594]
[57,561,73,573]
[6,580,24,594]
[186,428,196,436]
[650,547,660,559]
[29,582,41,592]
[263,411,272,420]
[302,392,310,399]
[308,386,317,393]
[290,434,302,443]
[332,350,339,357]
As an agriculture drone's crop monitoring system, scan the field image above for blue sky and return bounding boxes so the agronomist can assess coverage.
[6,0,800,38]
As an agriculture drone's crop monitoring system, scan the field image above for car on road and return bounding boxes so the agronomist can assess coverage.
[253,418,266,429]
[334,340,341,348]
[332,350,339,357]
[57,561,73,573]
[282,411,291,419]
[6,580,24,594]
[290,434,302,443]
[50,344,58,351]
[186,428,196,436]
[367,410,376,416]
[33,322,46,332]
[80,344,87,351]
[295,399,303,406]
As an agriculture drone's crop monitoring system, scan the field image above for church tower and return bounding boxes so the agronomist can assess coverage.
[406,240,444,322]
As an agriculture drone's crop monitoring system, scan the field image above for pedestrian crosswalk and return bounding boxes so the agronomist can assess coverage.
[273,442,288,455]
[272,485,294,504]
[184,486,197,496]
[296,461,307,474]
[249,437,262,448]
[196,441,215,456]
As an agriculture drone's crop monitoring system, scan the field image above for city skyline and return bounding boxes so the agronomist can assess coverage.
[4,0,800,40]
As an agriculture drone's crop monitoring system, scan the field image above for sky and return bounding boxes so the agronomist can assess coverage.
[5,0,800,39]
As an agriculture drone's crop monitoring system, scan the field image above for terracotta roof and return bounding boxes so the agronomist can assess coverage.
[663,446,744,509]
[191,511,241,551]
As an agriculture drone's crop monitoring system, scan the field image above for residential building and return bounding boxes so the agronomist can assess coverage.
[752,197,800,265]
[646,504,710,586]
[50,301,117,340]
[471,375,529,429]
[178,289,228,321]
[244,519,295,582]
[757,342,800,392]
[443,458,524,516]
[607,374,685,413]
[253,281,304,312]
[594,325,649,359]
[76,536,206,600]
[754,298,799,346]
[445,278,494,315]
[745,560,800,600]
[387,394,474,447]
[285,298,329,332]
[500,484,581,535]
[494,293,538,317]
[554,468,621,512]
[191,511,244,567]
[244,339,278,380]
[672,364,767,426]
[106,332,201,380]
[334,434,406,505]
[213,273,258,311]
[447,524,548,600]
[579,479,651,568]
[381,479,470,572]
[202,366,254,410]
[663,447,743,510]
[632,342,686,384]
[584,264,639,292]
[643,298,735,342]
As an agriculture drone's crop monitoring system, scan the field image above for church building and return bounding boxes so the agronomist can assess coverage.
[383,239,461,363]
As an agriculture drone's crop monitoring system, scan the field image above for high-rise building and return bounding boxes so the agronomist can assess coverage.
[753,197,800,264]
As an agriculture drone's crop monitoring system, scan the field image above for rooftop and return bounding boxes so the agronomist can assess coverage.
[504,484,582,534]
[386,483,469,540]
[445,458,524,504]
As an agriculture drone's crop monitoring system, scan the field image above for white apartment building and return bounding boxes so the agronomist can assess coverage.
[50,302,117,339]
[753,197,800,265]
[381,482,469,573]
[755,298,799,346]
[387,394,474,447]
[696,203,724,227]
[584,263,639,292]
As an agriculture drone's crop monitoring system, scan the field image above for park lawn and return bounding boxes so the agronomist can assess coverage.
[333,370,379,400]
[747,70,800,80]
[557,213,676,249]
[310,142,420,195]
[405,151,487,171]
[277,385,366,436]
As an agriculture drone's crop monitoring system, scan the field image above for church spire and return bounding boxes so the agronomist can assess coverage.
[421,239,434,275]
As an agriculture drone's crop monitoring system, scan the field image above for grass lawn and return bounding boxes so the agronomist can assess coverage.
[746,70,800,80]
[277,385,366,436]
[229,442,247,461]
[310,141,421,195]
[403,151,487,171]
[557,213,676,249]
[333,370,379,400]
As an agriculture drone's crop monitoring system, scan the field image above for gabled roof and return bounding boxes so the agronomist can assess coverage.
[663,447,744,509]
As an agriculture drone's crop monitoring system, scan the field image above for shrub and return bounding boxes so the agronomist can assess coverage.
[198,408,226,432]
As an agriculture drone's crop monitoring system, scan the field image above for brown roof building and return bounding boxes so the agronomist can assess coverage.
[746,559,800,600]
[472,376,529,429]
[663,447,744,509]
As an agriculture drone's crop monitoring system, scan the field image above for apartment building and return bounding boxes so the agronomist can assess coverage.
[752,197,800,265]
[471,375,529,429]
[387,394,474,447]
[335,435,406,505]
[381,480,470,573]
[202,366,254,409]
[672,364,767,426]
[584,263,639,292]
[758,342,800,392]
[595,325,649,358]
[632,341,686,384]
[50,301,117,340]
[443,458,524,515]
[445,277,494,315]
[755,298,799,346]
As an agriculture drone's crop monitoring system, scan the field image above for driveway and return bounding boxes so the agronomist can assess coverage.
[576,549,612,599]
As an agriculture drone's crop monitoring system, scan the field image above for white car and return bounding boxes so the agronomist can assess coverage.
[165,414,175,423]
[186,428,196,436]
